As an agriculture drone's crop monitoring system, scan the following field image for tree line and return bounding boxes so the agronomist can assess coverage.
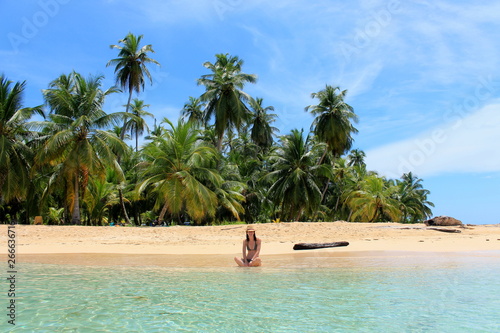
[0,33,434,225]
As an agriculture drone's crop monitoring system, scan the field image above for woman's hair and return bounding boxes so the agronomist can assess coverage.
[246,231,257,242]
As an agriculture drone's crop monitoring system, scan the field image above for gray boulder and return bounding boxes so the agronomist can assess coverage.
[424,216,463,226]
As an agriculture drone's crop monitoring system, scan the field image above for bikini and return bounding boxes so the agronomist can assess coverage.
[246,241,258,251]
[245,241,258,262]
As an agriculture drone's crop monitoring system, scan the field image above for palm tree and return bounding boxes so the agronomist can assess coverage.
[144,118,164,141]
[396,172,434,223]
[136,119,222,224]
[225,128,273,223]
[265,129,332,221]
[347,149,366,168]
[214,179,246,222]
[0,75,43,206]
[328,157,351,217]
[305,85,358,163]
[348,175,400,222]
[339,164,374,221]
[197,53,257,151]
[248,97,278,151]
[110,125,131,141]
[46,207,64,225]
[123,98,153,152]
[35,72,127,224]
[107,33,160,124]
[181,96,205,127]
[84,177,118,225]
[107,33,159,223]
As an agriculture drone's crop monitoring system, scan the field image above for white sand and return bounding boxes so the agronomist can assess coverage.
[3,222,500,256]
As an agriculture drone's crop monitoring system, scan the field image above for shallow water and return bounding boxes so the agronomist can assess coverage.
[5,253,500,332]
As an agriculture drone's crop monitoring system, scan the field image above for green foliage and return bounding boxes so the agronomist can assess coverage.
[0,48,434,225]
[306,85,358,159]
[34,71,126,224]
[0,75,43,205]
[107,33,160,97]
[248,97,278,151]
[198,53,257,151]
[47,207,64,225]
[124,99,153,151]
[136,119,223,224]
[265,129,331,221]
[395,172,434,223]
[348,175,401,222]
[182,96,205,127]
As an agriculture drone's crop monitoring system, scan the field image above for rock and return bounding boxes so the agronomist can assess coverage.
[424,216,463,226]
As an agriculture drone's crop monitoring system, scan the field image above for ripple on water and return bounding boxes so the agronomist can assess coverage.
[9,256,500,332]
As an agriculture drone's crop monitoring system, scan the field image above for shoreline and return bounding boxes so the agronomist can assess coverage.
[19,250,500,268]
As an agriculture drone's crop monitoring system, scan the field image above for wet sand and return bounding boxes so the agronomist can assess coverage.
[18,250,500,269]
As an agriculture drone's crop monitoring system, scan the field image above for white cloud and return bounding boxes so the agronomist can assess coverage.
[338,61,384,98]
[365,101,500,178]
[229,1,500,140]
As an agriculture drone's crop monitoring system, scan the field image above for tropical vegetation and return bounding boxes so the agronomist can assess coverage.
[0,33,434,225]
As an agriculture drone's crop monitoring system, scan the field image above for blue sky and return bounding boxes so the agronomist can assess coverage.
[1,0,499,224]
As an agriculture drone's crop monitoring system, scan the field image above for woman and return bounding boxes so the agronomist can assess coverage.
[234,225,262,267]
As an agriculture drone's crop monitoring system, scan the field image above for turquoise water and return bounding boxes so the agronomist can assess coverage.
[5,255,500,332]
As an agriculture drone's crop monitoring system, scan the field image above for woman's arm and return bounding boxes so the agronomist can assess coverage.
[242,240,248,266]
[250,239,261,261]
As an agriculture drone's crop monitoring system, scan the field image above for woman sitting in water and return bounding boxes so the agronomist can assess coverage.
[234,225,262,267]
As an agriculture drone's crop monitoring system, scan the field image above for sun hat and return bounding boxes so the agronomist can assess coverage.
[246,225,255,232]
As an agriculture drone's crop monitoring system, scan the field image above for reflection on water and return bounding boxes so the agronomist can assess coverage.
[10,252,500,332]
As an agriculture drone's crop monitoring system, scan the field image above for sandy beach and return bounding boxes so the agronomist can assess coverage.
[3,222,500,265]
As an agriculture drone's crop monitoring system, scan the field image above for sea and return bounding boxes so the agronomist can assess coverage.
[4,252,500,332]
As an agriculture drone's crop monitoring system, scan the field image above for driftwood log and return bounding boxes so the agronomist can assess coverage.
[427,227,461,233]
[293,241,349,250]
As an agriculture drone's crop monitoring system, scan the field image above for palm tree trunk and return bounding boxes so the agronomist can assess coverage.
[136,132,139,152]
[159,201,169,222]
[118,188,130,224]
[295,208,303,222]
[318,148,328,165]
[134,206,139,226]
[318,148,336,204]
[217,134,223,152]
[321,180,329,204]
[312,181,330,222]
[370,203,380,222]
[334,193,341,212]
[347,209,353,222]
[115,90,133,225]
[311,148,332,221]
[121,90,133,139]
[71,176,81,225]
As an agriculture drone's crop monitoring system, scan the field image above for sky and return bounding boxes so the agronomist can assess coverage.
[1,0,499,224]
